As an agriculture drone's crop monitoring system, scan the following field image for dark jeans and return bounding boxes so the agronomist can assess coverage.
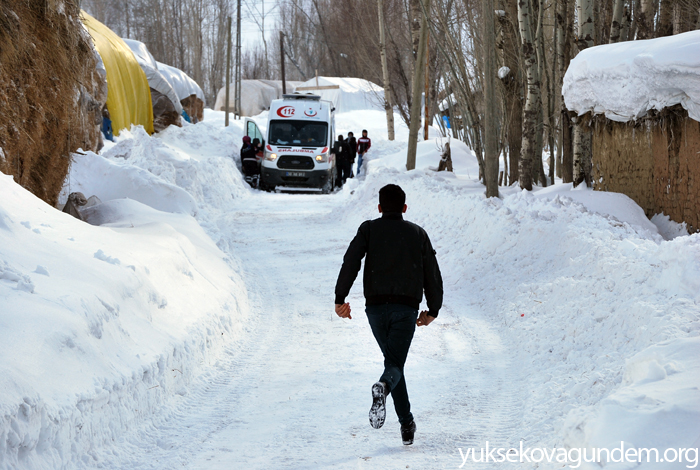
[338,160,352,186]
[366,304,419,425]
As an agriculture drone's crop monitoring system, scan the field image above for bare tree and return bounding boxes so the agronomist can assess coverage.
[407,0,431,170]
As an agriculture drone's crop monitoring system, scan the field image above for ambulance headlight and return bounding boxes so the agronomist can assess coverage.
[316,154,326,162]
[265,152,278,161]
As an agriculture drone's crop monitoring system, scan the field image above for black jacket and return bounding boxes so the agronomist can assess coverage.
[335,213,443,317]
[240,144,256,161]
[347,136,357,158]
[331,140,351,163]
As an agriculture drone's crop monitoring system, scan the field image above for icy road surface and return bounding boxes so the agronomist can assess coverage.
[91,190,523,469]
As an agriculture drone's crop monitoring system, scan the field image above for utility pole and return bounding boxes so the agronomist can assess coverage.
[406,0,431,171]
[224,16,232,127]
[423,32,430,140]
[378,0,395,140]
[280,31,287,94]
[235,0,242,119]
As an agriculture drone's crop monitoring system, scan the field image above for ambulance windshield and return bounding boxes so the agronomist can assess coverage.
[269,120,328,147]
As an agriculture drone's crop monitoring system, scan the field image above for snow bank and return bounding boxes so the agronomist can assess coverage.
[339,156,699,465]
[64,119,251,241]
[63,151,197,215]
[0,174,249,469]
[0,114,253,468]
[563,31,700,121]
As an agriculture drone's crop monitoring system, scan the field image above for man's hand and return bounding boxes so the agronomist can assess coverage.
[416,310,435,326]
[335,303,352,319]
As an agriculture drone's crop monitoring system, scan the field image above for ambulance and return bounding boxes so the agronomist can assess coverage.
[259,94,337,192]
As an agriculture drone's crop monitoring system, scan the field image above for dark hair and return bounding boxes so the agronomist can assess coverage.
[252,138,260,146]
[362,129,368,134]
[338,134,344,140]
[348,131,354,136]
[379,184,406,213]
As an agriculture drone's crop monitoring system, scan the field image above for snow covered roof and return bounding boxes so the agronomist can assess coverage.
[295,77,384,113]
[157,61,206,104]
[563,30,700,122]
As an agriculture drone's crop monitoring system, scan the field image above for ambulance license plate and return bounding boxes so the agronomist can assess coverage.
[286,172,305,177]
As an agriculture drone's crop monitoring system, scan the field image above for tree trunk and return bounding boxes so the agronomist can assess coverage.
[610,0,624,42]
[577,0,595,49]
[483,0,499,197]
[410,0,422,56]
[620,6,631,41]
[637,0,655,39]
[555,0,568,179]
[517,0,539,190]
[657,0,673,37]
[406,0,431,171]
[573,0,593,187]
[378,0,395,141]
[533,0,547,187]
[573,117,592,187]
[499,0,522,185]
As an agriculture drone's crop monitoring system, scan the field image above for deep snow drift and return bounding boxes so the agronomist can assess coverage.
[563,30,700,121]
[1,107,699,469]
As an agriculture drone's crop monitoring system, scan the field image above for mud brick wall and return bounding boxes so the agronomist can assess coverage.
[592,107,700,233]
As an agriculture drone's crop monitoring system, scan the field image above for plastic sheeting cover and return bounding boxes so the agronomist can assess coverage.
[81,11,154,135]
[157,62,206,104]
[213,80,303,116]
[123,39,183,114]
[122,38,158,70]
[294,77,384,113]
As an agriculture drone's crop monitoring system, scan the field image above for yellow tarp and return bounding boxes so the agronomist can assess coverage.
[81,11,154,135]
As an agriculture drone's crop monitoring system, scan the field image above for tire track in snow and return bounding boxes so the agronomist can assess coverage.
[83,192,526,469]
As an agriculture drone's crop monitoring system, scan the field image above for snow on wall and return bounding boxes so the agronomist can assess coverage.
[563,30,700,122]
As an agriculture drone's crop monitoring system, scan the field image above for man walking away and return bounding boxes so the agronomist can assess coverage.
[356,130,371,176]
[347,131,358,177]
[334,184,443,445]
[332,134,352,187]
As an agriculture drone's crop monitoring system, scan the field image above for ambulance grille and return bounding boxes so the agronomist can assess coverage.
[277,155,315,170]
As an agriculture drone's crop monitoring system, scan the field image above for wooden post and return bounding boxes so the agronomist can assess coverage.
[280,31,286,94]
[235,0,241,119]
[224,16,232,127]
[378,0,395,141]
[424,31,430,140]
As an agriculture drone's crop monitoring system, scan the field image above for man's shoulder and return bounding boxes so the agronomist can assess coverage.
[402,219,428,236]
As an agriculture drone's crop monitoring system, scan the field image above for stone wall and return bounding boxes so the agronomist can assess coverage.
[592,106,700,233]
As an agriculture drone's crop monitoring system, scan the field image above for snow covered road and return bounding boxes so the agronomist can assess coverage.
[88,190,523,469]
[4,109,698,470]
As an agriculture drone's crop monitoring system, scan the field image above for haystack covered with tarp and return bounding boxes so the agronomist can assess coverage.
[0,1,106,206]
[123,39,182,132]
[214,80,303,116]
[294,77,384,113]
[81,11,154,135]
[157,62,205,123]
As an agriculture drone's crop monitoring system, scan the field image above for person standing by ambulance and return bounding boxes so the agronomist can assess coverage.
[356,130,371,176]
